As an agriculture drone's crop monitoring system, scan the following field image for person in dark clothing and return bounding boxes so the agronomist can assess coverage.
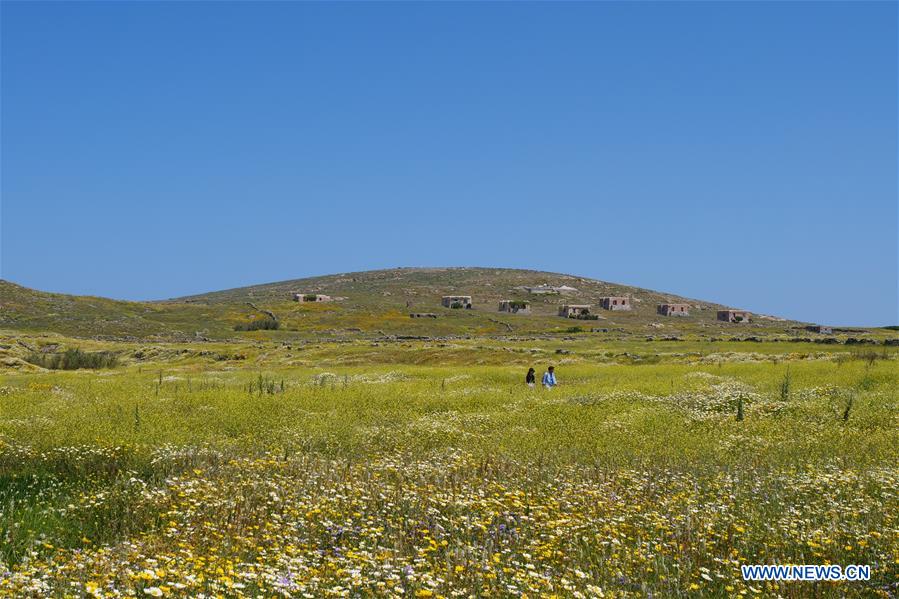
[526,367,536,387]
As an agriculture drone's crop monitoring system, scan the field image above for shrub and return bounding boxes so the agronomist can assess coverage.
[303,294,318,302]
[853,349,887,365]
[843,394,854,421]
[570,313,599,321]
[25,348,119,370]
[779,368,792,401]
[248,374,285,395]
[234,318,280,331]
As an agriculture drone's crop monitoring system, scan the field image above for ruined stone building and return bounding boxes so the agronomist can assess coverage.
[657,303,690,317]
[599,297,631,311]
[558,305,592,318]
[717,309,751,323]
[806,325,833,334]
[441,295,472,309]
[498,300,530,314]
[294,293,332,303]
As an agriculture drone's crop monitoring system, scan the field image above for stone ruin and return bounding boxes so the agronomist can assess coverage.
[806,325,833,334]
[294,293,332,303]
[599,297,631,311]
[441,295,472,309]
[717,309,751,323]
[657,303,690,316]
[559,304,593,318]
[498,300,530,314]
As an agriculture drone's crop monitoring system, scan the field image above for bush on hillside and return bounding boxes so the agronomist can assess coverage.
[234,318,280,331]
[570,313,599,321]
[25,348,119,370]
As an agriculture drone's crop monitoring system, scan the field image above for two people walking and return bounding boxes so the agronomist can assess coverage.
[526,365,557,388]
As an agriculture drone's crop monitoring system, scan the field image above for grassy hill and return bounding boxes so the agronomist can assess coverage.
[175,266,780,337]
[0,267,884,343]
[0,280,235,340]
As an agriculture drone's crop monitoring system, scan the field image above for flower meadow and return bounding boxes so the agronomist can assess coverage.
[0,341,896,597]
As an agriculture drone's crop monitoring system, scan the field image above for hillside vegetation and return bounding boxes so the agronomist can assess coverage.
[0,268,896,596]
[0,338,896,596]
[2,268,891,345]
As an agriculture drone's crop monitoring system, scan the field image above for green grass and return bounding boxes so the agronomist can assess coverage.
[1,271,896,596]
[0,335,896,596]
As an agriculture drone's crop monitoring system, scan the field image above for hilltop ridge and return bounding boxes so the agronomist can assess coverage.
[0,267,859,342]
[174,266,714,308]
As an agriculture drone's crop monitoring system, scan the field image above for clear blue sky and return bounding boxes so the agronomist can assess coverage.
[2,2,896,326]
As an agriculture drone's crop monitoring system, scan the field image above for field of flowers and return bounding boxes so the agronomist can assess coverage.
[0,340,896,597]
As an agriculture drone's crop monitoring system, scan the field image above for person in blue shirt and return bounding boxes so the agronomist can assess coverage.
[542,366,557,388]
